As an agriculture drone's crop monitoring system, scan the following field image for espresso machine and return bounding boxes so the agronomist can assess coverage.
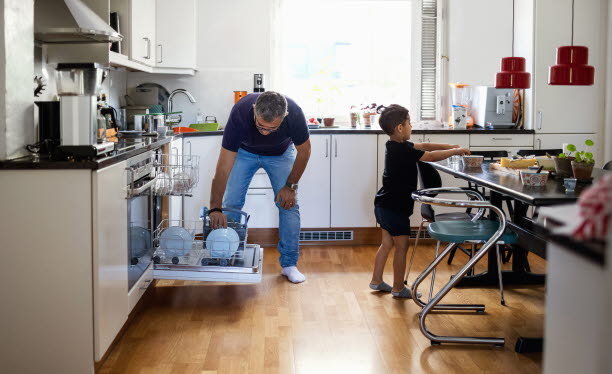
[470,86,515,129]
[55,63,115,158]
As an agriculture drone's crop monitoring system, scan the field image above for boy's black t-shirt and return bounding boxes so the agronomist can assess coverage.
[374,140,425,214]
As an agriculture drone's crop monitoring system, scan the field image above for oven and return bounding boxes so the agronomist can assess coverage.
[126,150,161,291]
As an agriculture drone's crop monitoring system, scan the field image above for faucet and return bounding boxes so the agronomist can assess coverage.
[167,89,196,125]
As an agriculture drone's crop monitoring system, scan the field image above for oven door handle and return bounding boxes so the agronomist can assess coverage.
[127,175,159,198]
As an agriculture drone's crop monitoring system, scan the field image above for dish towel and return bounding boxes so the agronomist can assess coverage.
[573,174,612,241]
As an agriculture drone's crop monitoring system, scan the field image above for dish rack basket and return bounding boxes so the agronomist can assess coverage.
[152,208,249,267]
[151,152,200,196]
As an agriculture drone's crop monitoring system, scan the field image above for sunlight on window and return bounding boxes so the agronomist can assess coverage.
[275,0,412,122]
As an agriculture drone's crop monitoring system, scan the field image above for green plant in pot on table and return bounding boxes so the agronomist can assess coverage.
[571,139,595,180]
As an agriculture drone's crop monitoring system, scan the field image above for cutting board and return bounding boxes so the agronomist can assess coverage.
[490,162,522,176]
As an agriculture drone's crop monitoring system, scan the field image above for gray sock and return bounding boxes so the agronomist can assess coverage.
[369,281,392,292]
[392,287,416,299]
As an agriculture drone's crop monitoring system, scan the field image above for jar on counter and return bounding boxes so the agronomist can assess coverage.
[349,110,360,128]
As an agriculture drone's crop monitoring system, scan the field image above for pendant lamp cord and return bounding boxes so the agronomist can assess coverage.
[571,0,575,46]
[512,0,515,56]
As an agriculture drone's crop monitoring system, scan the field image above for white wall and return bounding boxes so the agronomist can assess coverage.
[127,0,273,127]
[0,0,34,160]
[447,0,513,85]
[606,0,612,164]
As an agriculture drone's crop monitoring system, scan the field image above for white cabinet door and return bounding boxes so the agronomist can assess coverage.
[300,135,331,228]
[169,138,183,222]
[92,161,129,361]
[183,136,222,229]
[243,188,278,228]
[423,134,469,148]
[155,0,197,69]
[130,0,156,65]
[533,0,604,134]
[331,135,378,227]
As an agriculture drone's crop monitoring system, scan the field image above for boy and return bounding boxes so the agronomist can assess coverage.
[370,104,470,298]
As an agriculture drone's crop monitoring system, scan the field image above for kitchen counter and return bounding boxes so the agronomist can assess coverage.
[0,135,175,170]
[181,124,535,137]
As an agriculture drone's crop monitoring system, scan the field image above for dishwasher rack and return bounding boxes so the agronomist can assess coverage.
[151,153,200,196]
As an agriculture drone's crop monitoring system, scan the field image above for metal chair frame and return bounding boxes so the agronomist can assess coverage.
[410,188,510,347]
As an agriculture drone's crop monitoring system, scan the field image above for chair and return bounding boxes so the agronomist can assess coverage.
[517,149,562,157]
[410,188,518,346]
[604,161,612,171]
[404,162,483,286]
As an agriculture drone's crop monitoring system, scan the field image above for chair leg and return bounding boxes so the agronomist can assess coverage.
[428,241,441,302]
[495,244,506,306]
[405,220,426,285]
[447,247,457,265]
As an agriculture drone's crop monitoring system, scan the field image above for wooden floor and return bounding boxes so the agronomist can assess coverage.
[98,243,545,374]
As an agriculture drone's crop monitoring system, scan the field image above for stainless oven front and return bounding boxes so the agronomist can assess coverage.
[126,150,161,291]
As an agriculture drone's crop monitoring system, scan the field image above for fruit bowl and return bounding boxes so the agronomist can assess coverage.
[462,155,484,167]
[520,170,549,186]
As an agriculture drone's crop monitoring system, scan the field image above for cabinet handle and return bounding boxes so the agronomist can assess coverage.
[143,37,151,59]
[537,111,543,130]
[334,138,338,158]
[492,138,512,141]
[537,138,542,150]
[186,141,192,161]
[157,44,163,64]
[325,138,329,158]
[247,191,267,196]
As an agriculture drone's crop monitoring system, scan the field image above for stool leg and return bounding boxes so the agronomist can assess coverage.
[405,220,426,285]
[468,244,476,276]
[428,241,441,302]
[495,244,506,306]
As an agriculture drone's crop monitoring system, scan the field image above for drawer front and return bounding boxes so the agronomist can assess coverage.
[470,134,533,147]
[128,263,153,313]
[423,134,470,148]
[470,146,533,156]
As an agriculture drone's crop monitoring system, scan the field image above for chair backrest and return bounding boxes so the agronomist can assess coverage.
[416,162,441,221]
[604,161,612,171]
[469,150,508,160]
[517,149,562,157]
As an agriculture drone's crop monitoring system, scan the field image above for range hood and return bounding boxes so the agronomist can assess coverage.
[35,0,122,44]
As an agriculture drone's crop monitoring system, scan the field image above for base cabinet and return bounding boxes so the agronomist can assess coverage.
[300,135,332,228]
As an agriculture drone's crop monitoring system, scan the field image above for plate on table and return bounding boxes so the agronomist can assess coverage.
[129,226,151,257]
[206,228,240,259]
[159,226,193,251]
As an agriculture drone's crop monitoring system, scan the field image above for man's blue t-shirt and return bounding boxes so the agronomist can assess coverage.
[221,93,309,156]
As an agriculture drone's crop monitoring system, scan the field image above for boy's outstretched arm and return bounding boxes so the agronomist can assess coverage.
[419,147,471,162]
[414,142,461,151]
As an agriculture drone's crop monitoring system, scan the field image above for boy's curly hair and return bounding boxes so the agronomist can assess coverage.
[379,104,410,136]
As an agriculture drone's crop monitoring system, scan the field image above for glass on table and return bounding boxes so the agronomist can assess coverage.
[449,155,462,167]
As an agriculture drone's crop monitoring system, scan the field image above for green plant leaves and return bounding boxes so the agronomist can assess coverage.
[585,139,594,146]
[586,152,593,160]
[558,153,566,158]
[566,144,576,152]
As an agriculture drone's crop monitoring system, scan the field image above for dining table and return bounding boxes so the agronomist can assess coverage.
[428,159,610,352]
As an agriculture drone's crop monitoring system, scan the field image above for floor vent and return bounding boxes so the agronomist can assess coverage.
[411,229,432,240]
[299,231,353,241]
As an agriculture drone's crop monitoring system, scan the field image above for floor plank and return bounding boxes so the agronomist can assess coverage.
[98,243,545,374]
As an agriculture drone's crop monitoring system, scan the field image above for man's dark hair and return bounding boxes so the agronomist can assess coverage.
[379,104,410,136]
[254,91,288,122]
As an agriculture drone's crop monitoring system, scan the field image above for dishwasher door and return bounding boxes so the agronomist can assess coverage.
[153,244,263,283]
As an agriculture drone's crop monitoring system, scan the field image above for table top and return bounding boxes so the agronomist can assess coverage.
[431,160,610,206]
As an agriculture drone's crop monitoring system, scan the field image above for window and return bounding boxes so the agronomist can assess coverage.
[272,0,420,123]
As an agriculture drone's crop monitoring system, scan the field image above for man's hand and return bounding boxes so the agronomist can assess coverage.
[209,211,228,229]
[275,186,297,210]
[454,147,471,156]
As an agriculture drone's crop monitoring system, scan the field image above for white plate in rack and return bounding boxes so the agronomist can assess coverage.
[159,226,193,251]
[206,228,240,259]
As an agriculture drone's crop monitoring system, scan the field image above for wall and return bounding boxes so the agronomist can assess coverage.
[447,0,513,85]
[127,0,273,128]
[606,0,612,163]
[0,0,34,160]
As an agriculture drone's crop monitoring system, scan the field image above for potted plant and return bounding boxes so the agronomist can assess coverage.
[553,144,576,177]
[571,139,595,180]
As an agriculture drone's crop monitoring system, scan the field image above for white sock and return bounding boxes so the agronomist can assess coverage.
[281,266,306,283]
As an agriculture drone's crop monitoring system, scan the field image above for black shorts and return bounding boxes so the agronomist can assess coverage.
[374,205,412,237]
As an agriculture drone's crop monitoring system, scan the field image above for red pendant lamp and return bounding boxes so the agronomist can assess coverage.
[548,0,595,85]
[495,0,531,89]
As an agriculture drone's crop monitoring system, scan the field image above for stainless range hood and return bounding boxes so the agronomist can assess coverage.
[35,0,122,44]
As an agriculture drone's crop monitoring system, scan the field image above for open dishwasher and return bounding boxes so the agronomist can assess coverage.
[127,146,262,286]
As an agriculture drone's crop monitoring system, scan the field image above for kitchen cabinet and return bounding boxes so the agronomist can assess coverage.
[130,0,157,65]
[519,0,605,134]
[155,0,197,69]
[243,184,278,228]
[92,161,129,361]
[423,134,469,148]
[182,136,223,227]
[300,135,332,228]
[331,135,378,227]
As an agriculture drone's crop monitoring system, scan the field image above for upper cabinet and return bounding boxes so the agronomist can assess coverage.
[155,0,197,69]
[129,0,157,65]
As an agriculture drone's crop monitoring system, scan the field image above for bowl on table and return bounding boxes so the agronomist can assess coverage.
[462,155,484,168]
[520,170,549,186]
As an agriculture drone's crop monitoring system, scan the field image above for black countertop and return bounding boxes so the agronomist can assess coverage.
[0,135,175,170]
[181,124,535,137]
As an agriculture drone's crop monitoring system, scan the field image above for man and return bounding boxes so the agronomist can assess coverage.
[208,91,311,283]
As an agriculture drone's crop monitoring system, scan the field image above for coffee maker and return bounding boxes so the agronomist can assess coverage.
[55,63,114,158]
[470,86,515,129]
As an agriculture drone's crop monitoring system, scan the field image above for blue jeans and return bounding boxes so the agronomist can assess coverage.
[223,146,300,267]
